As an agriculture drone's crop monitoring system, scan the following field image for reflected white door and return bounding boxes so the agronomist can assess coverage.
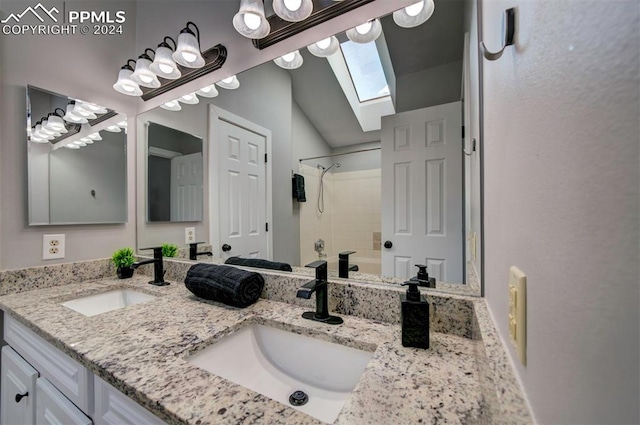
[217,120,268,259]
[170,152,203,221]
[381,101,463,282]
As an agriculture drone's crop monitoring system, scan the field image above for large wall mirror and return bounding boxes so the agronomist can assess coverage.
[27,86,127,225]
[136,0,482,296]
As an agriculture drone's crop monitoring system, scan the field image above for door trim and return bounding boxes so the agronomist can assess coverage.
[208,105,273,259]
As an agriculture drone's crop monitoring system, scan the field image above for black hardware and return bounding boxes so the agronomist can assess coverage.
[462,125,465,139]
[221,244,232,252]
[15,392,28,403]
[384,241,393,249]
[479,7,516,61]
[338,250,356,278]
[265,153,268,163]
[133,247,169,286]
[412,264,436,288]
[265,223,269,232]
[289,390,309,406]
[189,242,213,261]
[181,22,201,46]
[296,260,343,325]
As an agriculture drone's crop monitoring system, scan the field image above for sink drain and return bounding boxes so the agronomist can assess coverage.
[289,390,309,406]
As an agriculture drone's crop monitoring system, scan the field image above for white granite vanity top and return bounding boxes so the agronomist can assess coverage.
[0,276,490,425]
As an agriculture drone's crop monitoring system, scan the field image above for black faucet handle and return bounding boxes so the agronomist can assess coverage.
[338,251,356,259]
[305,260,327,269]
[189,242,206,246]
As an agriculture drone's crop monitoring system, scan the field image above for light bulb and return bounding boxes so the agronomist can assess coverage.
[405,1,425,16]
[165,101,178,107]
[222,77,235,84]
[159,63,174,74]
[356,21,372,35]
[200,86,212,93]
[182,94,194,101]
[243,12,261,30]
[283,0,302,11]
[121,83,136,93]
[316,38,331,50]
[181,51,197,63]
[282,52,296,62]
[139,74,153,84]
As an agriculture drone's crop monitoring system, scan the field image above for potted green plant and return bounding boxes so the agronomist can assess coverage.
[112,247,136,279]
[162,243,178,258]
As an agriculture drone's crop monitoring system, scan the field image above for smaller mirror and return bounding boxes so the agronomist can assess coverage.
[27,86,127,225]
[146,122,203,222]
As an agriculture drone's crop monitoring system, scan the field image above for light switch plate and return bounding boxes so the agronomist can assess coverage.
[185,227,195,245]
[509,266,526,365]
[43,234,65,260]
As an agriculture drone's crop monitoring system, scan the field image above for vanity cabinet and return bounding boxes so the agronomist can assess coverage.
[1,346,37,425]
[2,314,167,425]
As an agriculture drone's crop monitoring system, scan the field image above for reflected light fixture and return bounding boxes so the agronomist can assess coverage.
[64,144,80,149]
[149,37,181,80]
[64,101,87,124]
[173,22,205,68]
[307,36,339,57]
[393,0,435,28]
[196,84,219,98]
[81,102,108,114]
[233,0,270,39]
[73,103,97,120]
[131,49,161,88]
[216,75,240,89]
[178,92,199,105]
[74,141,87,147]
[273,0,313,22]
[346,18,382,43]
[80,137,94,144]
[88,132,102,141]
[105,125,122,132]
[113,59,143,96]
[274,50,304,69]
[160,100,182,111]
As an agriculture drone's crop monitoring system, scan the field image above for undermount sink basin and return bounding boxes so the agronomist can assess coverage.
[186,324,374,424]
[61,289,156,317]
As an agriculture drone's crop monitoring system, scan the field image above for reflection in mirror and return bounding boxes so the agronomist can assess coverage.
[147,122,203,222]
[27,86,127,225]
[136,0,482,296]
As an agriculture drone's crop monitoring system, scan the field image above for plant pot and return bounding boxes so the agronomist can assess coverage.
[116,266,134,279]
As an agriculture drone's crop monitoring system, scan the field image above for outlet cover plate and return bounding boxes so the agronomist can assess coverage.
[508,266,526,365]
[43,234,65,260]
[185,227,195,245]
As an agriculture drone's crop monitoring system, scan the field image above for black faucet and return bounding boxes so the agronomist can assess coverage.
[132,247,169,286]
[189,242,213,261]
[296,260,343,325]
[338,251,359,278]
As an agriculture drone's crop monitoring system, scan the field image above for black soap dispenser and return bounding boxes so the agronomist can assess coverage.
[400,279,430,349]
[414,264,436,288]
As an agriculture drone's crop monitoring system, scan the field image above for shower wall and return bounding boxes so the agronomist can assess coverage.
[298,164,382,273]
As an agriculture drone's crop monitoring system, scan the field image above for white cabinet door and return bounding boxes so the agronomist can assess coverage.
[94,376,166,425]
[1,346,38,425]
[35,378,92,425]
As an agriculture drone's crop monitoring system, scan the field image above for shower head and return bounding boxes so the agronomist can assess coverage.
[321,162,341,176]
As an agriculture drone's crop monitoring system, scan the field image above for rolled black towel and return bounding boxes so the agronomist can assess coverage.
[185,264,264,308]
[225,256,293,272]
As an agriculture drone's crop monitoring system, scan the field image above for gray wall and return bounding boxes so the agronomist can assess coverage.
[331,142,381,173]
[482,1,639,423]
[49,132,127,224]
[0,0,138,270]
[396,61,463,113]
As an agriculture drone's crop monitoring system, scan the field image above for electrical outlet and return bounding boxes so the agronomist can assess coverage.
[43,234,65,260]
[508,266,527,365]
[185,227,195,245]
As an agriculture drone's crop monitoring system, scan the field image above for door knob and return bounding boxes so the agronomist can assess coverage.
[221,244,232,252]
[15,392,28,403]
[384,241,393,249]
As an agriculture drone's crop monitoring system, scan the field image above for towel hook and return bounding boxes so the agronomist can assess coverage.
[479,8,516,61]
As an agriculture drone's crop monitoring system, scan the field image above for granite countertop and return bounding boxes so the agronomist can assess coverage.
[0,276,488,425]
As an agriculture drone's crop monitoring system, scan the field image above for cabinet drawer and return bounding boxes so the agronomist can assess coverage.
[94,377,167,425]
[1,346,38,425]
[4,314,92,412]
[36,377,92,425]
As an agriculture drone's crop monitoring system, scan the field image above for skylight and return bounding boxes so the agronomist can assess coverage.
[340,40,390,103]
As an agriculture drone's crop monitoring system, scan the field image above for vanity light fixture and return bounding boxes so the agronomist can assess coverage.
[274,50,304,69]
[160,100,182,111]
[113,59,143,96]
[393,0,434,28]
[149,37,181,80]
[273,0,313,22]
[196,84,219,98]
[178,92,199,105]
[64,144,80,149]
[233,0,270,39]
[105,125,122,133]
[117,120,128,128]
[346,19,382,43]
[80,137,94,144]
[173,22,205,68]
[131,49,161,88]
[74,141,87,147]
[88,132,102,141]
[73,103,98,120]
[46,109,67,132]
[63,101,87,124]
[307,36,339,57]
[80,102,108,114]
[216,75,240,90]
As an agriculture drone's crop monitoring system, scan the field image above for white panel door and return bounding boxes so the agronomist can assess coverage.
[170,152,203,221]
[218,120,268,259]
[2,346,38,425]
[35,378,92,425]
[381,102,463,282]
